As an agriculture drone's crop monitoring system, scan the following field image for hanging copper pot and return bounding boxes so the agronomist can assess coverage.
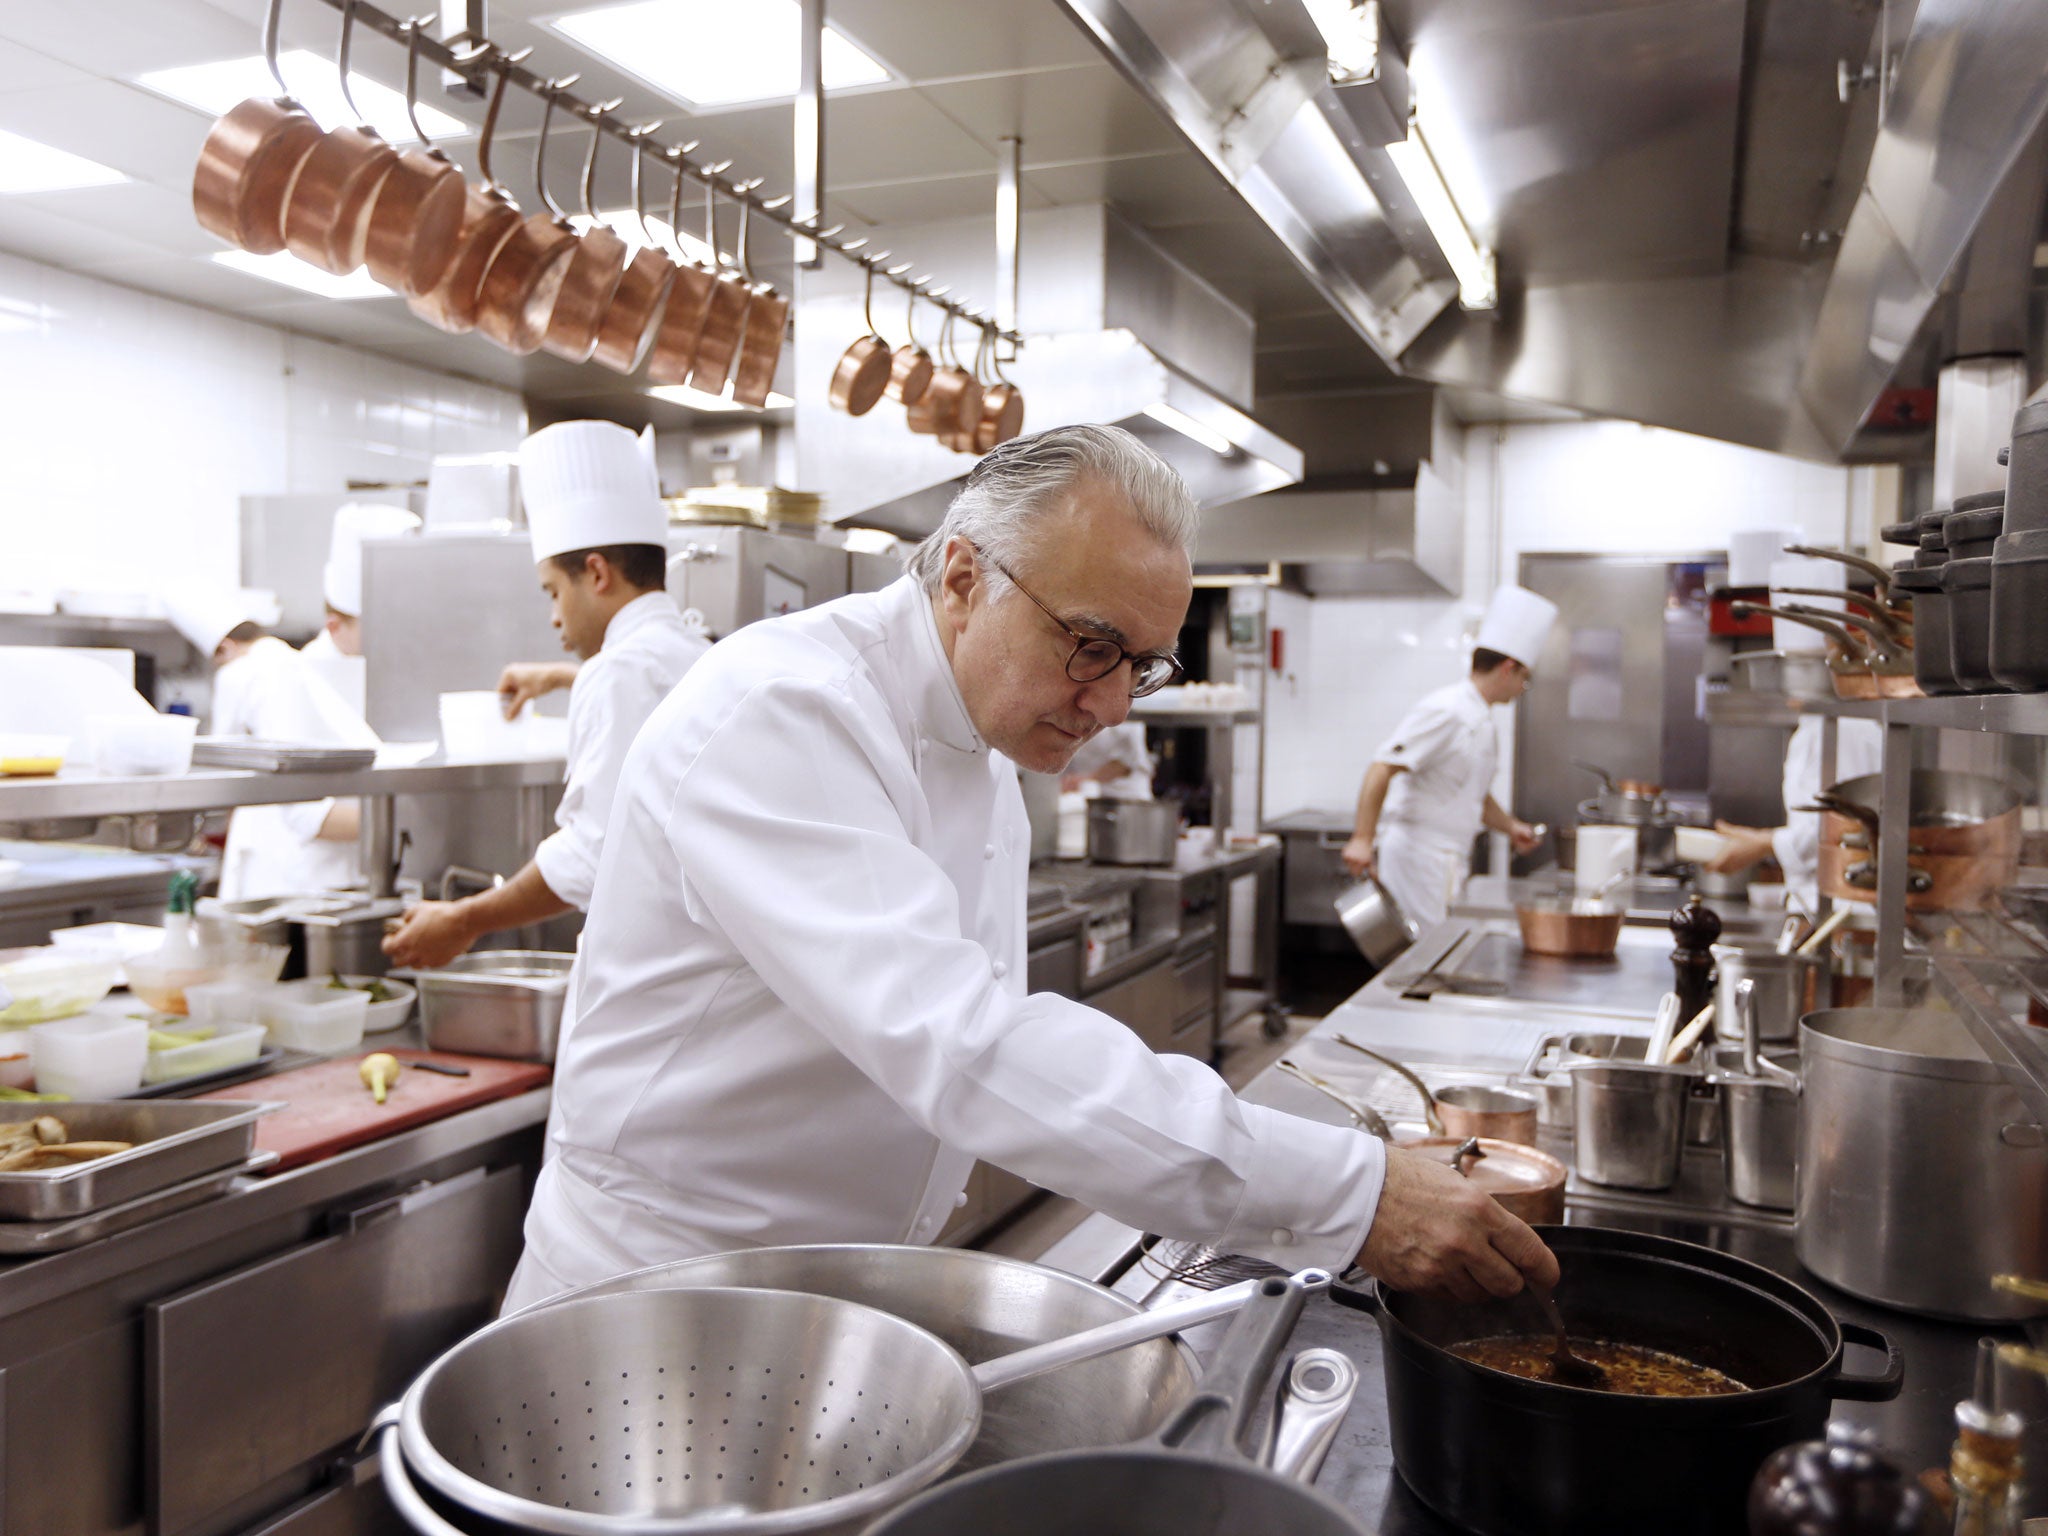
[193,0,325,256]
[922,308,982,444]
[279,2,399,276]
[828,262,891,415]
[588,127,677,374]
[728,190,787,408]
[971,322,1025,452]
[688,181,753,396]
[644,154,721,386]
[534,93,630,363]
[360,19,468,297]
[886,284,934,406]
[407,50,524,335]
[471,56,579,355]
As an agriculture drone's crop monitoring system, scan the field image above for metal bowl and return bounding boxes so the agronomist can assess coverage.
[526,1244,1198,1472]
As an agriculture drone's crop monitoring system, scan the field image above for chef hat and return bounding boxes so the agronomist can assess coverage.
[323,502,421,616]
[521,421,668,564]
[166,587,268,657]
[1475,584,1559,667]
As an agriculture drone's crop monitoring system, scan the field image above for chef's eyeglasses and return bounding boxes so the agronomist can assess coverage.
[975,549,1185,697]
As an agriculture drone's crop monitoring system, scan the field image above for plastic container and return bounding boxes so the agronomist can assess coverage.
[0,733,68,776]
[183,980,262,1028]
[30,1013,150,1098]
[50,922,166,975]
[142,1022,266,1085]
[87,712,198,777]
[1940,556,2001,693]
[256,979,369,1052]
[0,947,120,1026]
[328,975,416,1033]
[0,1030,33,1090]
[225,942,290,986]
[1990,527,2048,691]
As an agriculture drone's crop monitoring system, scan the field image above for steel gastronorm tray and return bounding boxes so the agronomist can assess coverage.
[0,1100,278,1220]
[0,1151,278,1254]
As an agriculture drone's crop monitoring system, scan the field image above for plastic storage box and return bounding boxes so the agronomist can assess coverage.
[255,980,369,1052]
[0,947,120,1026]
[142,1023,266,1085]
[30,1013,150,1098]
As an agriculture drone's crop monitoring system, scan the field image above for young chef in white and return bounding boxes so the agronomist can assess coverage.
[1061,719,1154,798]
[1705,710,1884,912]
[382,421,709,967]
[167,589,380,900]
[503,425,1558,1312]
[1340,586,1558,930]
[304,502,420,662]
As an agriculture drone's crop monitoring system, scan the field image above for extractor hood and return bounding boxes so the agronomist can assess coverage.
[793,206,1303,540]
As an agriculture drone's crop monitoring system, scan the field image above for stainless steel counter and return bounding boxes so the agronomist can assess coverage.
[1368,912,1678,1026]
[0,755,564,822]
[1456,872,1788,940]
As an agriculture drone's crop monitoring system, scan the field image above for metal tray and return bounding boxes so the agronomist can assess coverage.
[124,1046,286,1100]
[0,1100,278,1220]
[0,1151,278,1254]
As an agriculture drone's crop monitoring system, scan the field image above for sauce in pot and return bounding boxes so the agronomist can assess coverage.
[1450,1334,1747,1396]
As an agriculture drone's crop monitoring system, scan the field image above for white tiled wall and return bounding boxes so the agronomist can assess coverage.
[0,251,523,598]
[1258,417,1874,826]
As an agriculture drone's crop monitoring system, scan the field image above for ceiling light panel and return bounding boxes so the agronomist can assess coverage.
[212,249,390,299]
[138,51,469,140]
[647,383,793,412]
[547,0,889,108]
[0,129,125,193]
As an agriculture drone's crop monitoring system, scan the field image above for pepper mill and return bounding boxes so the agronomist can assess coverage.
[1670,893,1721,1027]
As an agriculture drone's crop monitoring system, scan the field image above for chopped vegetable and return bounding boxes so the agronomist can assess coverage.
[328,973,396,1003]
[360,1052,401,1105]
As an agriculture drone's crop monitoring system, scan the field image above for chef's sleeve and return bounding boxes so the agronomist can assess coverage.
[1371,695,1461,774]
[533,667,630,911]
[666,677,1385,1273]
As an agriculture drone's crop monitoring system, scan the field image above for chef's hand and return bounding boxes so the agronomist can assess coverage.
[497,663,577,720]
[381,900,479,969]
[1508,818,1544,855]
[1708,820,1776,875]
[1358,1145,1560,1304]
[1340,836,1375,879]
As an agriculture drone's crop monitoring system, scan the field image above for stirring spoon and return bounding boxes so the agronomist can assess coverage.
[1534,1289,1607,1388]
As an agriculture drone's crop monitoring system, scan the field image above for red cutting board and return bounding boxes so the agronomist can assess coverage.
[195,1050,553,1173]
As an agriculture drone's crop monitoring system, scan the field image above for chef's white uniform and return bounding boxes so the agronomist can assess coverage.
[503,577,1385,1308]
[1064,720,1153,799]
[212,637,381,900]
[532,592,710,910]
[1370,679,1497,930]
[1773,714,1883,912]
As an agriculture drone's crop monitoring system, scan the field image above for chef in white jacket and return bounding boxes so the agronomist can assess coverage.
[1340,586,1557,930]
[1707,711,1884,912]
[1061,719,1153,798]
[304,502,419,663]
[167,589,379,901]
[503,425,1557,1312]
[383,421,709,967]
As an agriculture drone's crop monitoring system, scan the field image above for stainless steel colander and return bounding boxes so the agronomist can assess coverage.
[379,1274,1325,1536]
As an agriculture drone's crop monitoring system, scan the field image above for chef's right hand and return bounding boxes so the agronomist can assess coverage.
[1340,836,1375,879]
[497,663,576,720]
[1357,1145,1560,1304]
[381,900,479,970]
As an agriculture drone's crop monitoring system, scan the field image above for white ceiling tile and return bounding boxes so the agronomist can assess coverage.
[913,64,1182,163]
[9,180,225,259]
[0,38,91,95]
[0,202,166,273]
[3,0,258,79]
[0,80,213,188]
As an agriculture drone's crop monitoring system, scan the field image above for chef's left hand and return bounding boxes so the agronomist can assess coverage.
[1508,819,1544,855]
[1708,821,1775,874]
[381,900,478,969]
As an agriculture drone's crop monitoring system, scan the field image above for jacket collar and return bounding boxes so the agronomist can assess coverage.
[601,592,679,651]
[894,578,984,756]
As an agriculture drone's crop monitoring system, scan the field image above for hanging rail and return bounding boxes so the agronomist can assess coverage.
[302,0,1019,344]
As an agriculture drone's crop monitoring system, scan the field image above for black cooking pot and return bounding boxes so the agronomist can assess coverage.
[1333,1225,1902,1536]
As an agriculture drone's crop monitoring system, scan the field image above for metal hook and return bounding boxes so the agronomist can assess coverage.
[736,195,756,283]
[336,0,365,125]
[860,261,877,338]
[627,122,662,247]
[578,99,614,223]
[262,0,293,99]
[703,176,723,269]
[904,280,923,348]
[663,153,689,263]
[532,80,570,219]
[476,48,524,194]
[401,16,437,149]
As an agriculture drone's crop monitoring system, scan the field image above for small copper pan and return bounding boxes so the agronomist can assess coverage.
[829,264,891,414]
[923,309,982,444]
[886,284,934,405]
[731,284,788,408]
[536,93,629,363]
[970,323,1024,453]
[644,155,719,385]
[687,182,753,395]
[407,51,525,335]
[280,2,399,275]
[588,127,677,374]
[361,20,466,297]
[193,97,323,254]
[471,56,578,354]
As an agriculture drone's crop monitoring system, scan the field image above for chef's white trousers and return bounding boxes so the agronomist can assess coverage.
[1374,823,1466,932]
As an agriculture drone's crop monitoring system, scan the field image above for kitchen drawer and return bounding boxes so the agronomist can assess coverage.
[1172,946,1218,1020]
[1170,1010,1216,1060]
[146,1164,526,1536]
[1280,831,1348,927]
[1027,934,1083,998]
[1091,957,1176,1054]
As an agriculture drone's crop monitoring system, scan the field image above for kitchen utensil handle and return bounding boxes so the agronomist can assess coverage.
[1331,1034,1443,1135]
[1519,1032,1569,1085]
[970,1269,1331,1392]
[1827,1321,1906,1402]
[1262,1348,1359,1483]
[1152,1271,1316,1460]
[377,1425,472,1536]
[1326,1271,1381,1316]
[1665,1003,1715,1064]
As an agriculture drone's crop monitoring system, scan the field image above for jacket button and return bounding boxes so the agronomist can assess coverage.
[983,844,996,859]
[1270,1228,1294,1246]
[992,961,1009,980]
[953,1191,969,1208]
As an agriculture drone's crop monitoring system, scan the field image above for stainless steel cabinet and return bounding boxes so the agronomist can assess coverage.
[1090,956,1179,1055]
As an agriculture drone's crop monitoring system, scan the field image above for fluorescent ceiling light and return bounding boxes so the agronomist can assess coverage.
[1385,123,1495,309]
[212,249,390,300]
[548,0,889,108]
[576,211,722,269]
[0,129,125,193]
[647,383,793,413]
[1143,403,1235,457]
[138,51,468,140]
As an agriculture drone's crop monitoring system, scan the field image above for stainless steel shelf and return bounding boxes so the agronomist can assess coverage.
[1883,692,2048,736]
[1784,695,1892,720]
[0,757,563,822]
[1704,694,1801,729]
[1126,709,1259,727]
[1927,954,2048,1125]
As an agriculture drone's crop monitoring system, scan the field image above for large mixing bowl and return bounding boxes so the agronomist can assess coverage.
[524,1244,1199,1471]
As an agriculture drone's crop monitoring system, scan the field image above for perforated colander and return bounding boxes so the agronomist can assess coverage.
[382,1278,1299,1536]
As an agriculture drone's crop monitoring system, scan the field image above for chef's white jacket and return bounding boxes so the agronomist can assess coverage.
[1774,714,1884,911]
[505,577,1384,1307]
[212,637,380,901]
[1065,720,1154,799]
[1370,679,1497,929]
[532,593,710,911]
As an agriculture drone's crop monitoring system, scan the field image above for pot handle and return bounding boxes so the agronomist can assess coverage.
[1327,1270,1383,1317]
[377,1423,475,1536]
[1152,1271,1315,1461]
[1827,1321,1905,1403]
[1262,1348,1360,1483]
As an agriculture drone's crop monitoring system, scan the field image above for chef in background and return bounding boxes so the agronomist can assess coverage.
[1341,586,1558,929]
[382,421,709,967]
[167,590,378,900]
[1061,719,1153,798]
[304,502,420,662]
[1706,710,1884,913]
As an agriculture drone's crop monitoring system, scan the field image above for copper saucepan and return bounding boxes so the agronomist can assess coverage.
[1515,896,1625,958]
[536,92,630,364]
[280,1,399,276]
[688,182,754,396]
[644,152,720,386]
[922,308,982,446]
[829,262,893,415]
[973,324,1025,452]
[1782,543,1896,601]
[192,0,323,254]
[1727,603,1893,700]
[1810,770,2023,912]
[728,190,788,409]
[588,125,677,374]
[359,19,466,298]
[886,282,934,405]
[471,54,579,354]
[408,48,525,335]
[1397,1136,1567,1225]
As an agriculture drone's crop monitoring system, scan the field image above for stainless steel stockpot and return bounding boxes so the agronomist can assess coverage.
[1085,798,1179,866]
